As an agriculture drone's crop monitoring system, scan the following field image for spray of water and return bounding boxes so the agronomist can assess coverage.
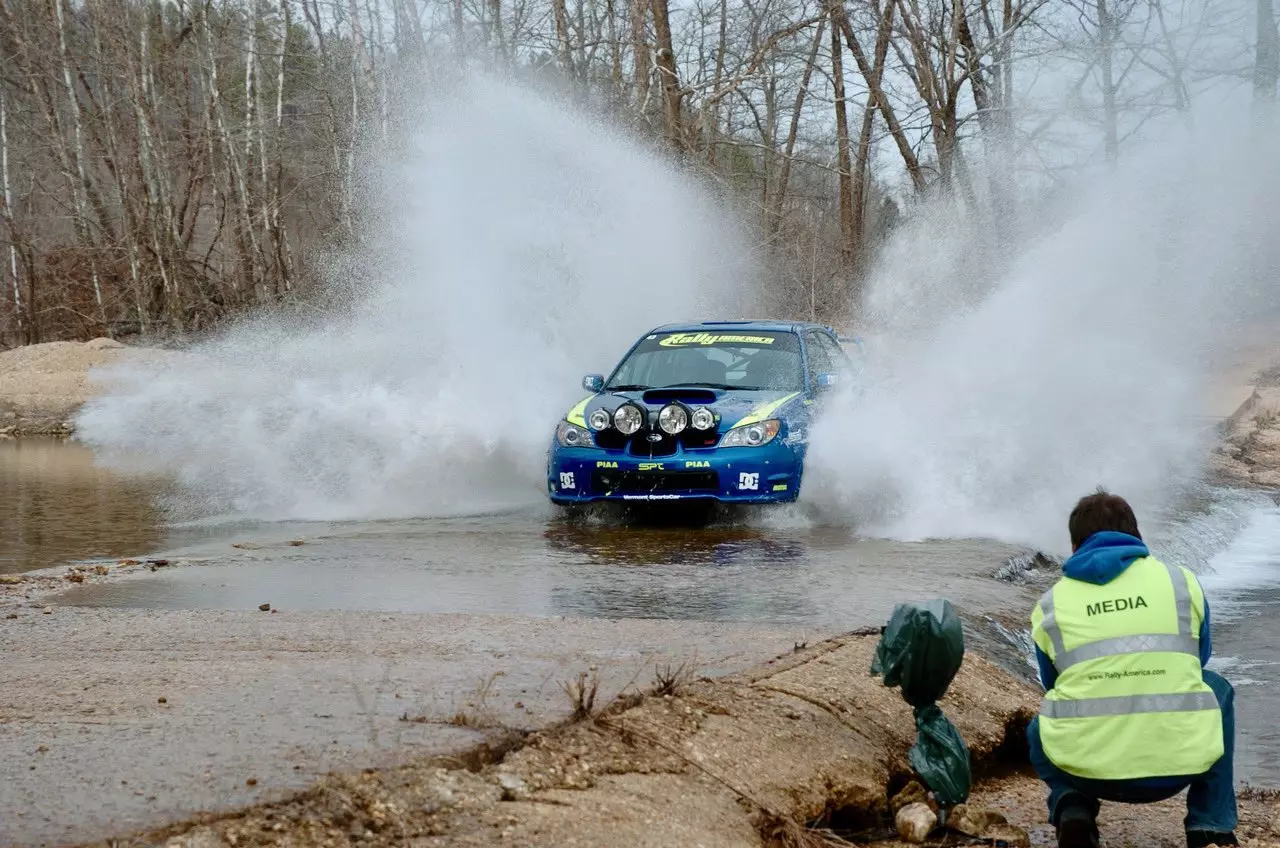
[803,105,1280,552]
[75,73,756,522]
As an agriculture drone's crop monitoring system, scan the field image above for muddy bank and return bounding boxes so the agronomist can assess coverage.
[68,632,1280,848]
[0,339,176,436]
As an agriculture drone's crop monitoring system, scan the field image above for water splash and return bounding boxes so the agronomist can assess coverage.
[804,106,1280,552]
[75,73,756,522]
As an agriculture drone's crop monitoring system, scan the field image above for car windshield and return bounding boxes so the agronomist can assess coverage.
[606,331,803,392]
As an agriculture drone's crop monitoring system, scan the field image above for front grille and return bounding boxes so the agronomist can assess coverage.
[593,428,720,456]
[592,470,719,495]
[627,430,678,457]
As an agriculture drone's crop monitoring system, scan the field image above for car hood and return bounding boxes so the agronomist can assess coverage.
[568,387,803,433]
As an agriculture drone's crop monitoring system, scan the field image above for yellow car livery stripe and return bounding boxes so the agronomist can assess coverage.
[565,395,593,428]
[731,392,801,429]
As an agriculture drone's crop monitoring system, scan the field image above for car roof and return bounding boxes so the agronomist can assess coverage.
[647,320,836,335]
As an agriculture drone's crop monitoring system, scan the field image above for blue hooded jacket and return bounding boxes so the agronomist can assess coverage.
[1035,530,1213,691]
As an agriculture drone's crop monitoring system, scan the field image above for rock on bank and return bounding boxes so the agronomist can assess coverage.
[0,339,174,436]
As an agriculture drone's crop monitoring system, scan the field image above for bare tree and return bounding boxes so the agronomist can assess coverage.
[0,0,1266,344]
[1258,0,1279,113]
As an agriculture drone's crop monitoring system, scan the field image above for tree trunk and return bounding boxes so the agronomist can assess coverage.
[1256,0,1279,117]
[0,81,21,339]
[957,4,1012,223]
[706,0,729,163]
[273,0,295,293]
[53,0,107,322]
[553,0,576,75]
[832,0,926,192]
[829,5,855,267]
[605,0,622,101]
[630,0,652,113]
[650,0,684,151]
[852,0,894,260]
[1098,0,1119,163]
[770,17,826,237]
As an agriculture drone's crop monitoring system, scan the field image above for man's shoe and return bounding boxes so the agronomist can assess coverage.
[1057,804,1099,848]
[1187,831,1238,848]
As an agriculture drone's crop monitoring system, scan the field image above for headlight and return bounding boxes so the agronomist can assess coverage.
[587,408,611,431]
[690,407,716,431]
[613,402,645,435]
[556,420,595,448]
[658,403,688,434]
[719,419,781,447]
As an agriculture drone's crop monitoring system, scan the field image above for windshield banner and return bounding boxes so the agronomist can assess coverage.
[656,332,778,347]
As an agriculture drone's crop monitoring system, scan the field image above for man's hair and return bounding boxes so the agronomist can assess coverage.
[1068,488,1141,549]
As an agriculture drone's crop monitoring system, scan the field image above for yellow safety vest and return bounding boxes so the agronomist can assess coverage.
[1030,555,1223,780]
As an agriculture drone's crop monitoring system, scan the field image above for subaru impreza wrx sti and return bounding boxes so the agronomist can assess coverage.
[547,321,857,505]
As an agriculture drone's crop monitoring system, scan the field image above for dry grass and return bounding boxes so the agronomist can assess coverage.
[399,672,505,729]
[1239,784,1280,802]
[652,658,697,697]
[756,810,859,847]
[560,668,600,721]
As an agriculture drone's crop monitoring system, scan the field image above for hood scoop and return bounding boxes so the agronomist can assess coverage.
[641,388,717,405]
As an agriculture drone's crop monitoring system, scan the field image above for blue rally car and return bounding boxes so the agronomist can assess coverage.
[547,321,856,505]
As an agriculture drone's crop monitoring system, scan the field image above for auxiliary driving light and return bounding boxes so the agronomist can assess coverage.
[658,403,689,435]
[613,402,645,435]
[587,408,611,431]
[690,407,716,431]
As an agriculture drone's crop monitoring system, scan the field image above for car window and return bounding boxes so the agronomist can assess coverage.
[815,332,851,373]
[804,332,834,386]
[606,331,803,392]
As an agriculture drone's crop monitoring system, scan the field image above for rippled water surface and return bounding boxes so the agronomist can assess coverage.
[0,440,168,574]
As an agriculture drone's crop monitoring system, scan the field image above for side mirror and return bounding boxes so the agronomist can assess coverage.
[582,374,605,393]
[816,373,839,390]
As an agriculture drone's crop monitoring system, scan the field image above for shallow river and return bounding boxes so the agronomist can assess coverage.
[5,440,1279,785]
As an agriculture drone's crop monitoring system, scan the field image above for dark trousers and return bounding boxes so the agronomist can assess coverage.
[1026,670,1238,834]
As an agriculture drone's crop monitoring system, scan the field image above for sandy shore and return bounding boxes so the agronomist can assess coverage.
[0,589,829,847]
[48,632,1280,848]
[0,339,178,437]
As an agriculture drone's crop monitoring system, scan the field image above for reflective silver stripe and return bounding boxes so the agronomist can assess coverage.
[1039,587,1067,659]
[1042,560,1199,668]
[1041,691,1219,719]
[1163,561,1193,637]
[1055,633,1200,670]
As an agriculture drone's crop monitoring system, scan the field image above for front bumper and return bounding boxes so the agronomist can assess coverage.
[547,441,802,504]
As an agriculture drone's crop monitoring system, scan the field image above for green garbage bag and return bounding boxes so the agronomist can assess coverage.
[870,599,972,807]
[908,704,971,807]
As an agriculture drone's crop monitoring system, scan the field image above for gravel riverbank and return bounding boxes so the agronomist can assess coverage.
[0,339,179,437]
[52,632,1280,848]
